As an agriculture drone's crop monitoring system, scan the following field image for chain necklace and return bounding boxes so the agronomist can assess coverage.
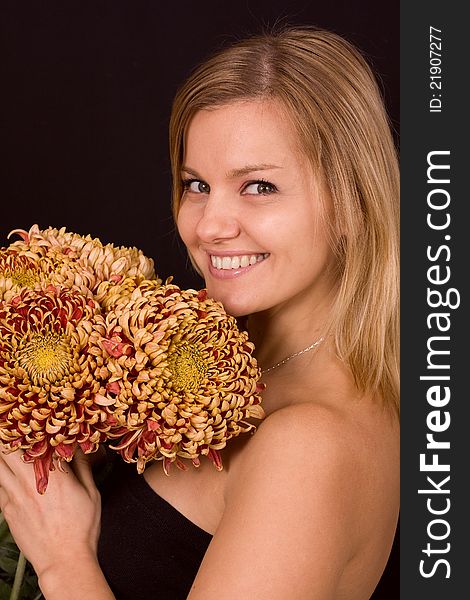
[261,337,324,375]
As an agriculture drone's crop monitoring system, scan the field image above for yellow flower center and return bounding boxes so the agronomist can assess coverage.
[8,268,38,288]
[18,331,73,385]
[167,341,207,392]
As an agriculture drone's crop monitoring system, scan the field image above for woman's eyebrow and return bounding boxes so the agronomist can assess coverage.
[181,164,282,178]
[226,164,282,178]
[181,166,201,178]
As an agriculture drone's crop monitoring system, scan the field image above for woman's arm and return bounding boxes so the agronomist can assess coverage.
[187,404,362,600]
[0,448,116,600]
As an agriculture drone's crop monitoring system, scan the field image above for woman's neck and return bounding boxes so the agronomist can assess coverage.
[245,296,330,374]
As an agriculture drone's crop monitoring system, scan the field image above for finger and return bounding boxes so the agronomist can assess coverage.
[71,449,97,495]
[0,482,7,499]
[0,496,7,517]
[0,447,27,470]
[0,448,37,485]
[0,452,17,489]
[0,456,13,512]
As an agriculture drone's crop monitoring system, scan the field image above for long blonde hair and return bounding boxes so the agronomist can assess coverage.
[169,27,400,415]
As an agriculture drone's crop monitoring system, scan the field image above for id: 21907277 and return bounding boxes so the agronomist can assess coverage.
[429,26,442,113]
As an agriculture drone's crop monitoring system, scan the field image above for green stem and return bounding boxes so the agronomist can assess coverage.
[9,550,27,600]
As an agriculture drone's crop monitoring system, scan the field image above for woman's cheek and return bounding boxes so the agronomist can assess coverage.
[176,205,195,246]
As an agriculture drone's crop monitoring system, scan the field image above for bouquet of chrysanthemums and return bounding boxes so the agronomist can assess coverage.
[0,225,265,496]
[0,224,265,599]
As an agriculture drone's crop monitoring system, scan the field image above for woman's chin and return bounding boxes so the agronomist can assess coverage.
[217,300,249,318]
[205,290,252,319]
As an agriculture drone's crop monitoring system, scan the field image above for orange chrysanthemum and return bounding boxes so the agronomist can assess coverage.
[7,224,159,293]
[0,286,117,493]
[97,283,265,475]
[94,276,169,312]
[0,247,96,303]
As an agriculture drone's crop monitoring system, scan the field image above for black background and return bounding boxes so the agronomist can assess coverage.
[0,2,399,597]
[0,0,399,288]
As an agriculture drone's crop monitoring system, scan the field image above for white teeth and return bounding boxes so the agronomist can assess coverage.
[210,253,268,270]
[240,255,249,268]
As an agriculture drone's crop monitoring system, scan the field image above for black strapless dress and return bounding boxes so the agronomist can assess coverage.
[97,460,212,600]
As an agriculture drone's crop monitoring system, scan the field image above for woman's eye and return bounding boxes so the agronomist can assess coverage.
[183,179,210,194]
[243,181,277,195]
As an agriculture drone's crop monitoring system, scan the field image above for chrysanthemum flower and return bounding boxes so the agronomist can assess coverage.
[97,283,265,474]
[0,286,116,494]
[0,247,97,303]
[94,276,168,312]
[7,224,158,292]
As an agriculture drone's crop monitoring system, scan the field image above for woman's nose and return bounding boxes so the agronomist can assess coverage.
[195,195,241,243]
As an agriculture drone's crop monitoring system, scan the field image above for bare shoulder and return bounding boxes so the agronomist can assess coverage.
[255,400,363,448]
[229,399,390,497]
[227,393,400,560]
[188,399,398,599]
[227,401,369,535]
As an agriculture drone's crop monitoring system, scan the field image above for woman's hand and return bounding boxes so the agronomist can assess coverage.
[0,447,101,581]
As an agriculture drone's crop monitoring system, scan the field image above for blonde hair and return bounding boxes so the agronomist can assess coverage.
[169,27,400,415]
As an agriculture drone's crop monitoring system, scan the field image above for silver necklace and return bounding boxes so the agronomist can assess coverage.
[261,337,324,374]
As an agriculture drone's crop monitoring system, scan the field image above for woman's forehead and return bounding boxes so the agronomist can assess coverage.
[183,100,308,169]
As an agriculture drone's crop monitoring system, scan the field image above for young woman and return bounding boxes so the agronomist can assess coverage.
[0,27,399,599]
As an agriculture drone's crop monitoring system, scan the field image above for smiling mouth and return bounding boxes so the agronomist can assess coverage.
[210,253,269,270]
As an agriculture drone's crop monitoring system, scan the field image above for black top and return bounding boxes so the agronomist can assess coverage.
[97,460,213,600]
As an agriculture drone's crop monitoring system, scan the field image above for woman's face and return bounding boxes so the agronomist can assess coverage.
[177,99,337,318]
